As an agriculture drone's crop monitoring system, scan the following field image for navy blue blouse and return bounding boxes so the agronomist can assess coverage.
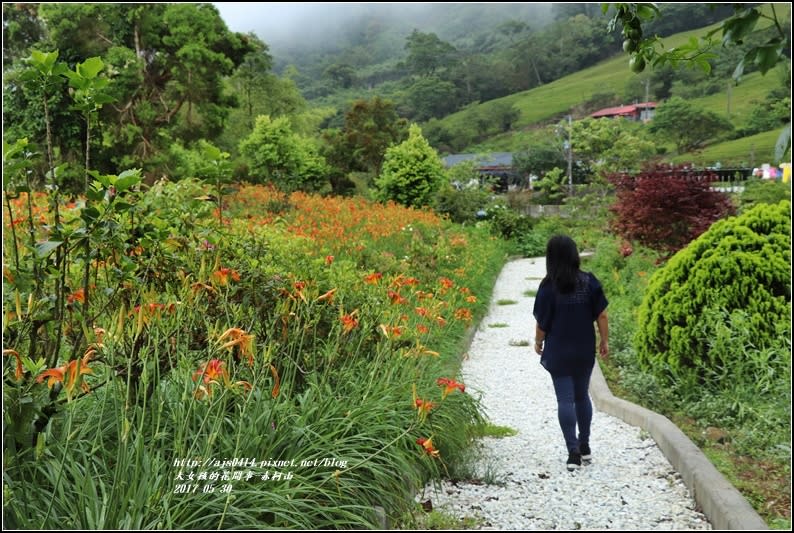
[532,271,608,376]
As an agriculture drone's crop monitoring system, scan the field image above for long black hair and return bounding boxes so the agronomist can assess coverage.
[544,234,581,294]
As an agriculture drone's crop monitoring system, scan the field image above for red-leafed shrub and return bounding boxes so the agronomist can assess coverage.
[608,163,736,254]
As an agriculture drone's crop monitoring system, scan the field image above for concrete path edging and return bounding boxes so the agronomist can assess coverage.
[589,362,769,530]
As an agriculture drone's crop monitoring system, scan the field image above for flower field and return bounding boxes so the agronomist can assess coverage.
[3,178,508,528]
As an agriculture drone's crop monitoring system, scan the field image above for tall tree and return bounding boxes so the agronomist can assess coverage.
[13,3,257,175]
[404,76,459,121]
[228,35,273,130]
[404,30,456,77]
[325,97,408,176]
[238,115,329,193]
[649,97,734,154]
[2,3,45,66]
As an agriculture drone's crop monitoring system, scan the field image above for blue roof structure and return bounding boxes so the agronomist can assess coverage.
[442,152,514,169]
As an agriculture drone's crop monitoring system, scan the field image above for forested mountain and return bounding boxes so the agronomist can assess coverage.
[256,3,736,108]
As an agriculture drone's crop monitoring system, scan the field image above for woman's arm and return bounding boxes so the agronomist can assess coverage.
[534,324,545,355]
[596,310,608,360]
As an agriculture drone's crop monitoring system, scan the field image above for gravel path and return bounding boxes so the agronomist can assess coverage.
[418,257,711,530]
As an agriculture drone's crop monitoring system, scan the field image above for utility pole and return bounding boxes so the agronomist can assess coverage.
[562,115,573,196]
[726,80,732,119]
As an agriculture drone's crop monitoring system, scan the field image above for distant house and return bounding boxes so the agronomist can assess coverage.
[442,152,517,191]
[590,102,657,122]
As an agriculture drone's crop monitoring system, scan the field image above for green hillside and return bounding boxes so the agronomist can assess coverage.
[672,129,782,167]
[436,4,790,164]
[435,21,726,133]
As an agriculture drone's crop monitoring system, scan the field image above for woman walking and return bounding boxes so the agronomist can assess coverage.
[533,235,609,471]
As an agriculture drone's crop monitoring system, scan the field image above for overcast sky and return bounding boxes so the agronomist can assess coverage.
[213,2,483,49]
[213,3,324,35]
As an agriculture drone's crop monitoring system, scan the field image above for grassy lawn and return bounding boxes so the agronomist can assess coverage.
[673,129,784,167]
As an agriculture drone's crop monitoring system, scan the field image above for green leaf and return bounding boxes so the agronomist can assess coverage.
[774,123,791,163]
[80,206,100,222]
[722,10,760,46]
[18,69,38,82]
[86,188,104,202]
[636,4,659,20]
[35,240,63,258]
[30,49,58,72]
[755,44,782,75]
[3,137,29,159]
[93,93,116,105]
[77,57,104,79]
[114,169,141,192]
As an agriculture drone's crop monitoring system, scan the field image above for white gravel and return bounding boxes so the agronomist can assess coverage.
[418,257,711,530]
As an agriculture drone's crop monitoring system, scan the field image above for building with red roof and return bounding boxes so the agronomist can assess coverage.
[590,102,657,122]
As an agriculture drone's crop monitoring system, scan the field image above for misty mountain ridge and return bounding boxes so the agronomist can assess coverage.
[258,4,556,72]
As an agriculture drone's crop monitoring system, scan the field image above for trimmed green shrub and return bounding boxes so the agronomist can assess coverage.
[375,124,446,208]
[635,200,791,381]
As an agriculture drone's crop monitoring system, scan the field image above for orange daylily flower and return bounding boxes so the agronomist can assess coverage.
[325,255,334,265]
[387,290,407,305]
[3,349,24,381]
[436,377,465,398]
[284,280,308,303]
[218,327,255,366]
[341,311,359,333]
[192,359,228,385]
[235,380,253,392]
[454,308,473,322]
[93,327,106,347]
[363,272,383,285]
[315,288,337,304]
[439,277,454,289]
[466,295,477,303]
[378,324,403,339]
[435,316,447,327]
[416,437,440,457]
[269,364,280,399]
[414,398,436,416]
[211,267,241,286]
[191,281,217,295]
[36,351,94,395]
[67,288,85,305]
[417,324,429,335]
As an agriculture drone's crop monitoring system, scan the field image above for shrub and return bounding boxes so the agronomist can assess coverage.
[609,163,736,254]
[433,185,491,223]
[484,203,534,240]
[738,178,791,212]
[238,115,330,193]
[374,124,446,208]
[635,200,791,383]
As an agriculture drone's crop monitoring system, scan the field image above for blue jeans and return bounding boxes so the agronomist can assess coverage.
[550,373,593,454]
